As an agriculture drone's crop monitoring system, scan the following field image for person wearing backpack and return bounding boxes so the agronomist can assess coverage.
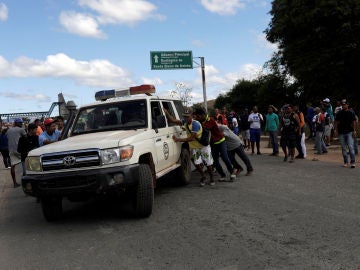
[164,108,215,187]
[194,107,236,182]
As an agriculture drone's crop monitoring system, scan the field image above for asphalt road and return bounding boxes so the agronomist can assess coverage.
[0,153,360,270]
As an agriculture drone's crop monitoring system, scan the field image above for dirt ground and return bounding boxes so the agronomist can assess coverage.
[258,137,359,165]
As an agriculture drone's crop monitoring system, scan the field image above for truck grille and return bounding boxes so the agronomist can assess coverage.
[41,149,101,171]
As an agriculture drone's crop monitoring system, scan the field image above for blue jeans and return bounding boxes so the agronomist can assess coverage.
[338,132,355,164]
[268,130,279,154]
[211,141,234,177]
[315,131,327,154]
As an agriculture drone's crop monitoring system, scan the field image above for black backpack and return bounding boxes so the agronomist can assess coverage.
[186,124,211,146]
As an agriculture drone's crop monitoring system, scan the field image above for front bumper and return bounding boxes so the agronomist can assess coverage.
[22,164,140,197]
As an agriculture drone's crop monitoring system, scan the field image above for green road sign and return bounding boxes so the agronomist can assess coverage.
[150,51,193,70]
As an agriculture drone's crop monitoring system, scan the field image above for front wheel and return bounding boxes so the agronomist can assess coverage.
[41,197,63,222]
[134,164,154,218]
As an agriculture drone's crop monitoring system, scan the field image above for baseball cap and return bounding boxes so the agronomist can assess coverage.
[182,108,193,117]
[14,118,23,124]
[44,118,55,126]
[323,98,330,103]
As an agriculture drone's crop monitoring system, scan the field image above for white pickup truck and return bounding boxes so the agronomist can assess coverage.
[22,85,191,221]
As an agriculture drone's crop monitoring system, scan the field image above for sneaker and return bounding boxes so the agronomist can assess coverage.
[257,152,262,155]
[229,174,236,182]
[233,168,243,176]
[283,156,288,162]
[295,155,304,159]
[218,176,227,182]
[351,164,355,169]
[246,170,253,176]
[200,177,206,187]
[209,180,215,186]
[13,183,20,188]
[343,163,349,167]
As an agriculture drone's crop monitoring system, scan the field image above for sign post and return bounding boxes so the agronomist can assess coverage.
[150,51,207,112]
[150,51,193,70]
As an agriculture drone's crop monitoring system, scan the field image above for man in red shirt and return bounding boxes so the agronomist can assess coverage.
[194,108,236,181]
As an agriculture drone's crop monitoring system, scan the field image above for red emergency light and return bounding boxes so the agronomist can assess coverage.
[95,84,156,101]
[129,84,155,95]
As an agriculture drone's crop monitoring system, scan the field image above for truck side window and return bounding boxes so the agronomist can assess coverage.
[162,101,177,127]
[151,101,165,129]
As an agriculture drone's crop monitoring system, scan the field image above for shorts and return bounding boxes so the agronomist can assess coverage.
[192,145,213,166]
[250,128,261,142]
[280,134,297,149]
[241,129,250,140]
[324,125,331,137]
[9,151,21,166]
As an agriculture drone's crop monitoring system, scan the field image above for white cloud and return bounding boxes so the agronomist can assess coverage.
[141,77,163,85]
[0,3,8,21]
[191,63,263,102]
[200,0,245,15]
[59,0,164,37]
[256,32,278,51]
[59,11,106,38]
[0,92,51,102]
[78,0,162,25]
[0,53,133,87]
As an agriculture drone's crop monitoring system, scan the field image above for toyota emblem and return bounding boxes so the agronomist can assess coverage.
[63,156,76,166]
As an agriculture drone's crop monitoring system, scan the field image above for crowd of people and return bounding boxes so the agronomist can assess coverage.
[0,116,64,187]
[1,97,358,188]
[167,97,357,186]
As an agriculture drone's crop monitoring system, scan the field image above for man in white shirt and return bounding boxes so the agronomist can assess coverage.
[248,106,263,155]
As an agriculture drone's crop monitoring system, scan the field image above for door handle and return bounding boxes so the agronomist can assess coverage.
[156,138,161,142]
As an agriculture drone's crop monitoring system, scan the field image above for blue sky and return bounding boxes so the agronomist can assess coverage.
[0,0,277,115]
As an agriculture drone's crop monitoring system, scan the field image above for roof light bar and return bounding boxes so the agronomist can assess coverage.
[95,84,156,101]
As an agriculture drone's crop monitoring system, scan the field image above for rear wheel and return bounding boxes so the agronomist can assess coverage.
[134,164,154,218]
[175,148,191,185]
[41,197,63,222]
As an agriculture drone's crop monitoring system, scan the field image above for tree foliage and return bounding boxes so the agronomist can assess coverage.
[265,0,360,107]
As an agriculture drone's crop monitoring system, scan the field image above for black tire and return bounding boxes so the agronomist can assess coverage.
[41,197,63,222]
[175,148,191,185]
[134,164,154,218]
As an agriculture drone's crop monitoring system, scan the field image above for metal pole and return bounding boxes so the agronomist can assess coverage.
[200,57,207,112]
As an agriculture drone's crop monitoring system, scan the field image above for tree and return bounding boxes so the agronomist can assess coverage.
[169,82,193,108]
[265,0,360,106]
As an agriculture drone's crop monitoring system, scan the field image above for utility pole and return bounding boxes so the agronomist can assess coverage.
[194,57,207,112]
[200,57,207,112]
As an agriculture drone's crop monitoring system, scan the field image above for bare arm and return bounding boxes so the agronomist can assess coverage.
[163,109,182,126]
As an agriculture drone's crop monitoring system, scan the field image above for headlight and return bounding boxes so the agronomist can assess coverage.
[26,156,41,171]
[101,145,134,165]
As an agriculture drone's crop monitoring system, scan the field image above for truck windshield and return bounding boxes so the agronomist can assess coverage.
[71,100,147,135]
